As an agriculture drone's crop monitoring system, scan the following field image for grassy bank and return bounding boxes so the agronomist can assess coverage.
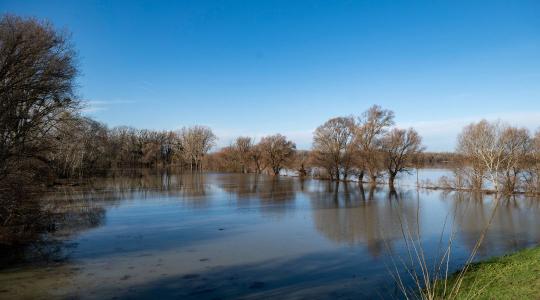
[441,246,540,299]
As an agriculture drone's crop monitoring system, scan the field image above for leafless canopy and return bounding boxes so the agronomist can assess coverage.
[0,14,78,179]
[178,126,217,171]
[312,116,356,181]
[457,120,531,193]
[232,136,253,173]
[381,128,424,188]
[258,134,296,175]
[356,105,395,184]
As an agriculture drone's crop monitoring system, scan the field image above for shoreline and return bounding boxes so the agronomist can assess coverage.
[37,168,540,197]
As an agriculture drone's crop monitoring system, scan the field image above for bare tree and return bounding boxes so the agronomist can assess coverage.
[381,128,424,189]
[49,113,109,177]
[292,150,311,177]
[205,145,238,172]
[0,15,78,180]
[250,143,265,174]
[356,105,395,185]
[532,130,540,193]
[312,116,357,181]
[178,126,216,171]
[499,127,531,193]
[102,128,183,169]
[258,134,296,175]
[232,136,253,173]
[457,120,529,193]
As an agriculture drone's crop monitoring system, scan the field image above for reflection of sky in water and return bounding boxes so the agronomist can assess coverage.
[1,172,539,299]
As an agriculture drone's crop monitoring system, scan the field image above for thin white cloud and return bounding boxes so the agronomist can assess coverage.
[138,81,156,93]
[82,99,136,113]
[399,111,540,151]
[211,111,540,152]
[211,128,314,150]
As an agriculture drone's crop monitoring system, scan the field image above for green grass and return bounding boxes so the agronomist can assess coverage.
[439,246,540,299]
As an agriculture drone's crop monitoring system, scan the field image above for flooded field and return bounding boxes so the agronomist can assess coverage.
[1,171,539,299]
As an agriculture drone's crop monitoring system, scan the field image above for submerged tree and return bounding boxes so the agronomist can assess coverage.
[178,126,217,171]
[312,116,357,181]
[381,128,424,189]
[499,127,531,193]
[532,130,540,193]
[356,105,395,185]
[232,136,253,173]
[258,134,296,175]
[457,120,530,193]
[292,150,311,177]
[250,143,266,174]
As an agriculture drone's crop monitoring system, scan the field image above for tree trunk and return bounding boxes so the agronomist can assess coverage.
[389,174,396,189]
[370,174,377,186]
[298,164,307,177]
[368,186,375,200]
[359,184,366,201]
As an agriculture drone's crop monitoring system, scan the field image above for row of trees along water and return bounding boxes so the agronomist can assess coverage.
[209,105,424,189]
[211,111,540,195]
[1,14,540,196]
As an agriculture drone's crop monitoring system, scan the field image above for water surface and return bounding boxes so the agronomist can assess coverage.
[1,171,539,299]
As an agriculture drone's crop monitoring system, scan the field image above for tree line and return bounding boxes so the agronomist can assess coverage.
[208,105,424,191]
[50,118,218,177]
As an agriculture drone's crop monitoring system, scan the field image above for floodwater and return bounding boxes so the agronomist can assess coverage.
[1,170,539,299]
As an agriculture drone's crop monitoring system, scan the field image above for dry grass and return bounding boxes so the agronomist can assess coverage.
[386,191,503,300]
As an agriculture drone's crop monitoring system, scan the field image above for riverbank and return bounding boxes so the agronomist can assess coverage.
[444,246,540,299]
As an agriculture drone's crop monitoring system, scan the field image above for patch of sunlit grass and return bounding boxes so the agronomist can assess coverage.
[440,246,540,299]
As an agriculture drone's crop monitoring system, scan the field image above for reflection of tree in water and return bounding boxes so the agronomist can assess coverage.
[217,174,297,218]
[85,169,213,209]
[0,188,107,267]
[102,169,210,198]
[217,173,265,200]
[448,192,540,255]
[310,182,419,257]
[0,170,213,267]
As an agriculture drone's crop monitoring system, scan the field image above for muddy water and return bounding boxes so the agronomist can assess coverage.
[1,171,539,299]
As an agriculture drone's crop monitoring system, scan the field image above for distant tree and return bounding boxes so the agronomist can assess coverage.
[499,127,531,193]
[178,126,216,171]
[535,130,540,155]
[356,105,395,185]
[293,150,311,177]
[0,15,78,180]
[381,128,424,189]
[250,143,266,174]
[258,134,296,175]
[160,131,179,165]
[531,130,540,193]
[232,136,253,173]
[49,114,109,177]
[140,130,159,166]
[312,116,357,181]
[205,146,239,172]
[457,120,530,193]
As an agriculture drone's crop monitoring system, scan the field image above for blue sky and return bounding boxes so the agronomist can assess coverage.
[2,0,540,150]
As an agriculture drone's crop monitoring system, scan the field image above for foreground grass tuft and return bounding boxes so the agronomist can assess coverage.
[441,246,540,299]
